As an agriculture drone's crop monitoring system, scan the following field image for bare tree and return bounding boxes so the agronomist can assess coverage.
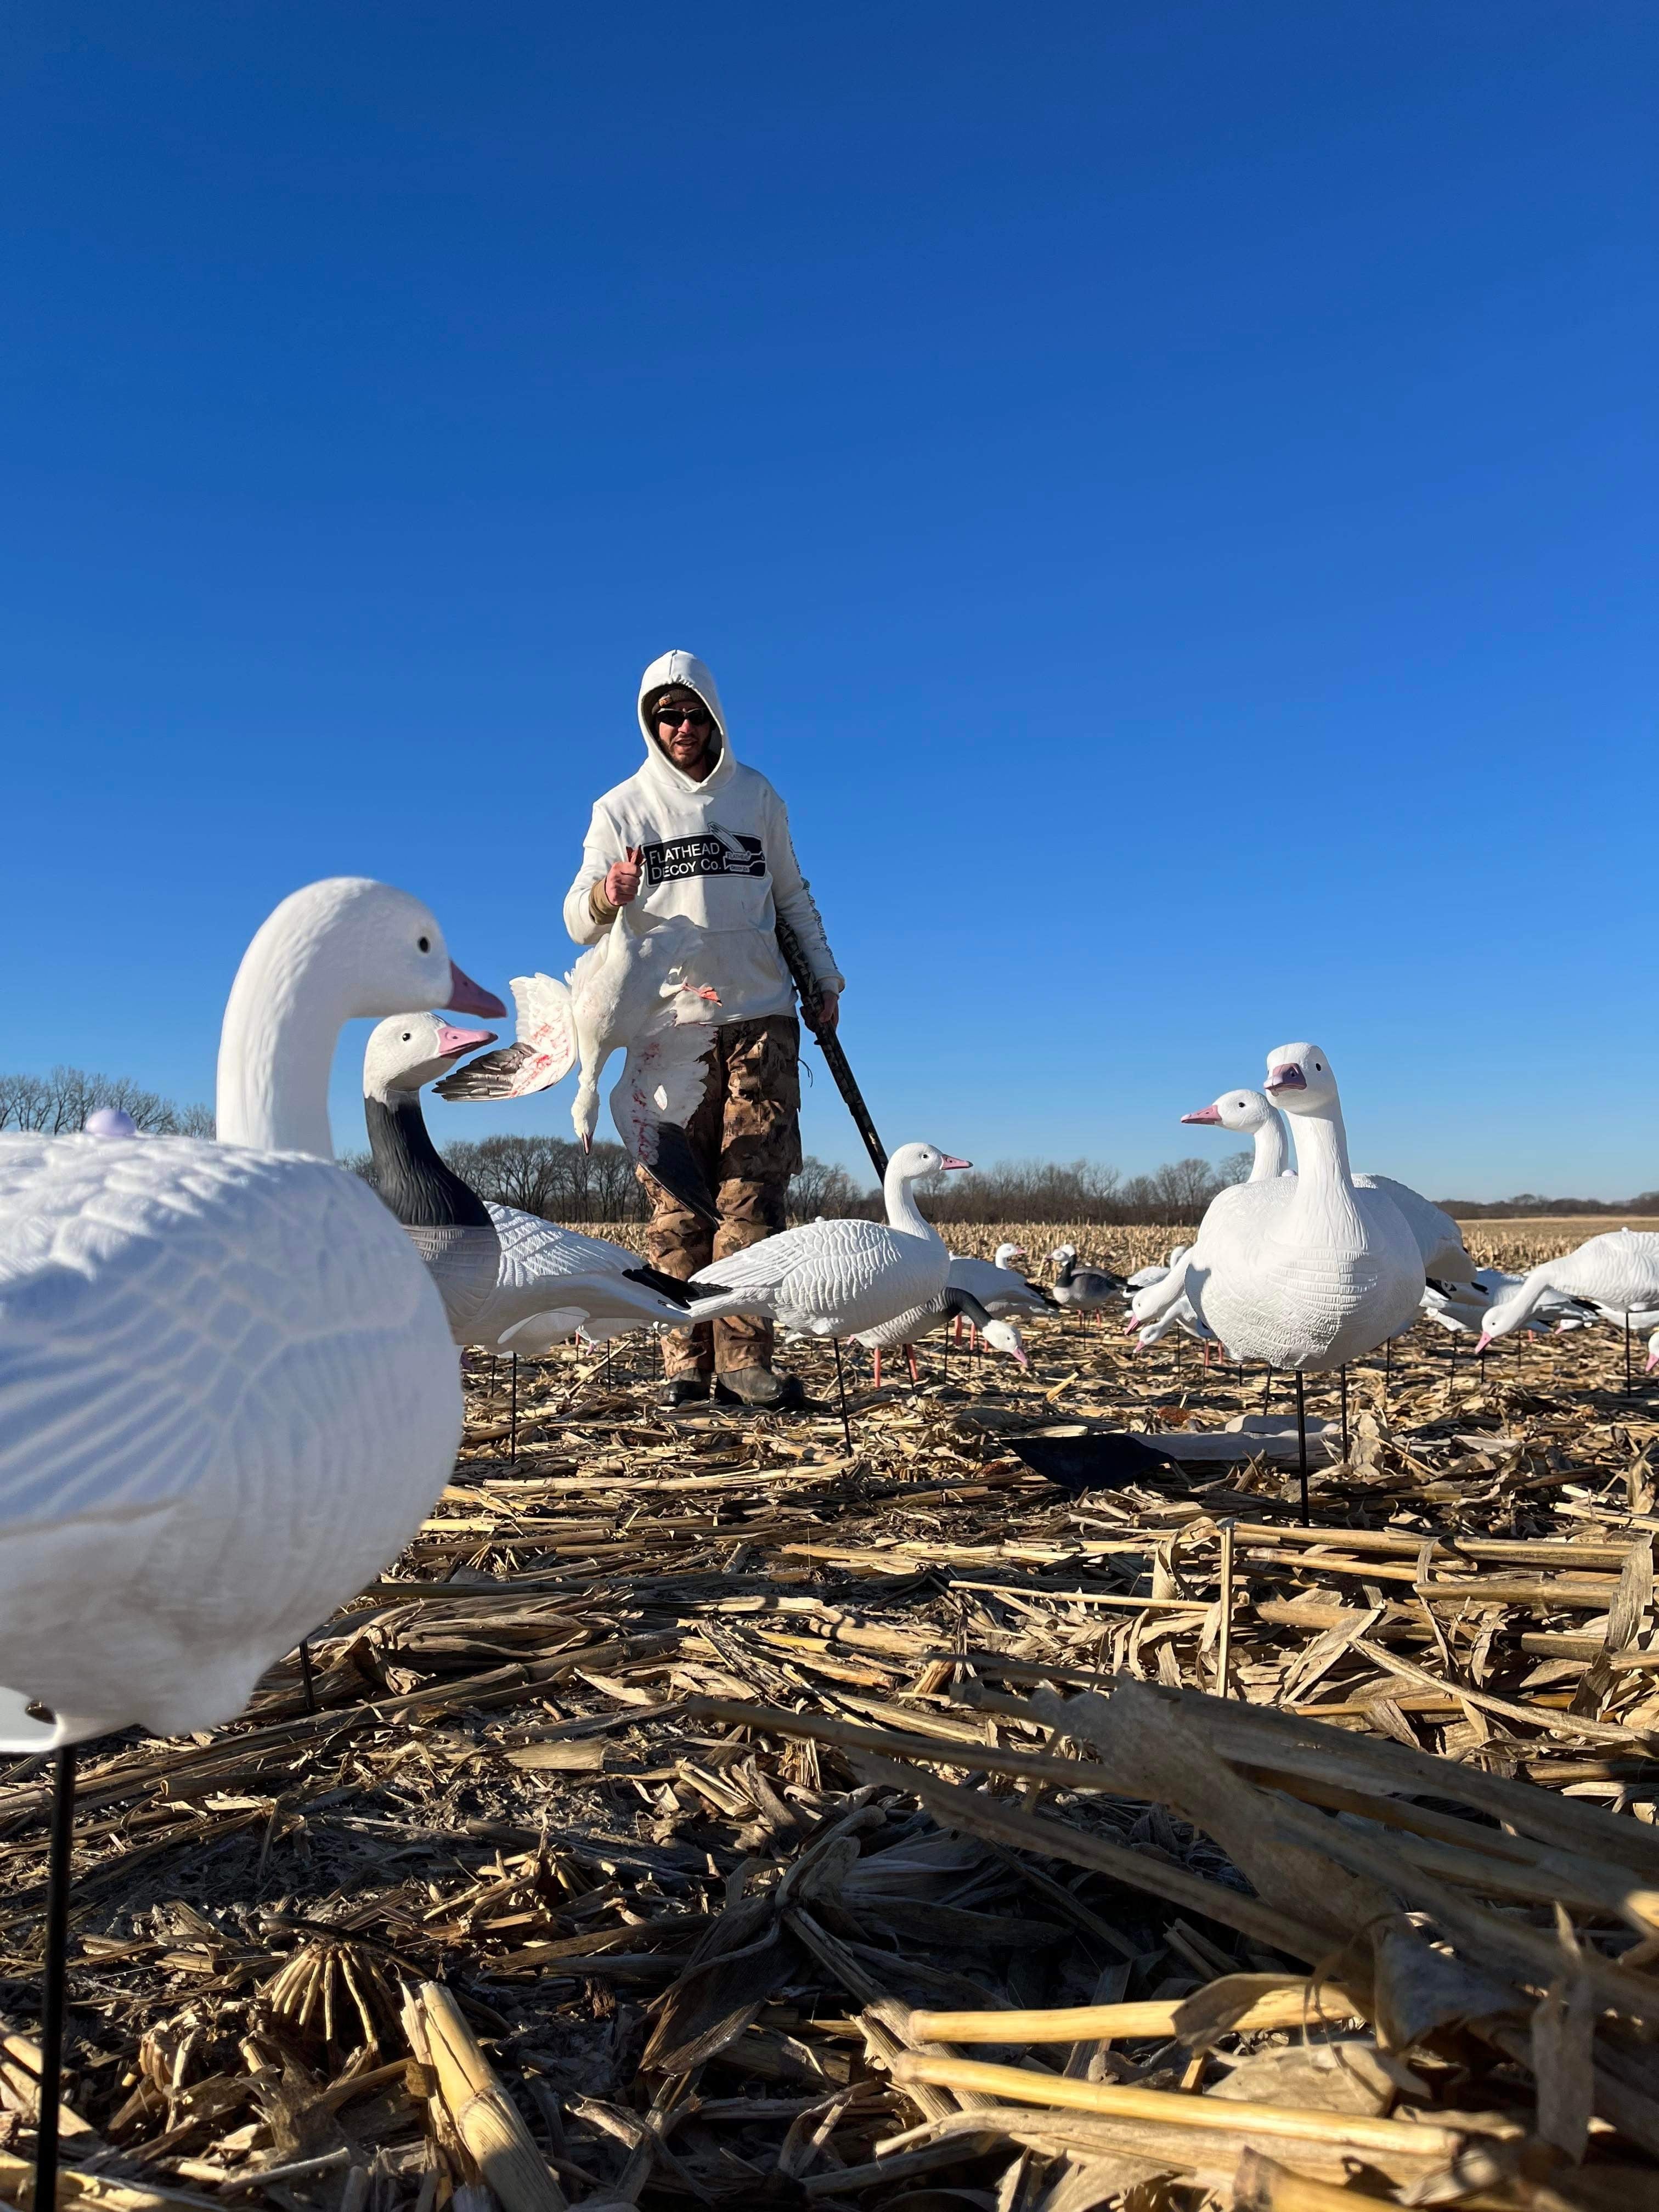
[0,1064,212,1136]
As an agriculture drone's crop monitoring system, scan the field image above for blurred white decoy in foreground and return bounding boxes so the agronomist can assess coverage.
[363,1013,701,1349]
[436,902,724,1219]
[1138,1044,1424,1370]
[0,878,504,1750]
[1477,1231,1659,1347]
[683,1142,969,1338]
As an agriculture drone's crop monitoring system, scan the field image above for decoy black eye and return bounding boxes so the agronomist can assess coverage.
[417,935,431,953]
[402,1031,412,1042]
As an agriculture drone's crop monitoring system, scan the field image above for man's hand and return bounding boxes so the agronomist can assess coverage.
[603,846,644,908]
[817,988,840,1034]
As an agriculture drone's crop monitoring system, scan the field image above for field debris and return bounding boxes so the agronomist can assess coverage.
[2,1222,1657,2209]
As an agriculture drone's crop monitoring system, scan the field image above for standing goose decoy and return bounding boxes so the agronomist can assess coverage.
[1181,1086,1476,1291]
[436,900,724,1220]
[0,877,505,1749]
[0,879,504,2212]
[681,1142,971,1339]
[1047,1245,1128,1317]
[1144,1045,1424,1514]
[364,1013,704,1348]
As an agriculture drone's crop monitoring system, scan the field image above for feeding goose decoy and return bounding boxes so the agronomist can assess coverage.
[0,878,504,2212]
[1477,1229,1659,1390]
[855,1280,1030,1387]
[364,1012,706,1347]
[435,901,724,1221]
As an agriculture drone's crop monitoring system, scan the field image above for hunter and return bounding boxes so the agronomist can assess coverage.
[563,649,844,1411]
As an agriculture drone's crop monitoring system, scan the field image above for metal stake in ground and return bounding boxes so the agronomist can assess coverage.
[1339,1367,1349,1464]
[509,1352,518,1465]
[35,1744,77,2212]
[1294,1370,1310,1527]
[1627,1312,1634,1397]
[832,1340,853,1453]
[298,1639,317,1715]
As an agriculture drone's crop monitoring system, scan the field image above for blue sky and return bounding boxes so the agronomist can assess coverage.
[3,2,1654,1197]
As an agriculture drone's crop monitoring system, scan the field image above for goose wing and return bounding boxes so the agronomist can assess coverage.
[435,973,577,1102]
[609,1019,720,1226]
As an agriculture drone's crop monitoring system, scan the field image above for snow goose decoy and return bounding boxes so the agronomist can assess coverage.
[364,1012,705,1348]
[1047,1245,1128,1316]
[436,900,724,1220]
[1,878,505,2210]
[1181,1089,1290,1181]
[1152,1045,1424,1512]
[0,878,506,1747]
[682,1142,970,1340]
[1477,1229,1659,1388]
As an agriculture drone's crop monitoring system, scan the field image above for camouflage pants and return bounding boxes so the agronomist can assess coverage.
[641,1014,802,1377]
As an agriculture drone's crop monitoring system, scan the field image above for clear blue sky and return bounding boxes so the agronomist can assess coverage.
[3,2,1654,1197]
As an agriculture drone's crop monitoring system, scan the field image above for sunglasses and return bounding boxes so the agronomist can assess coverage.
[657,704,712,729]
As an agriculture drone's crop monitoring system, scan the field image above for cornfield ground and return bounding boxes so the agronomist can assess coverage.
[3,1221,1657,2212]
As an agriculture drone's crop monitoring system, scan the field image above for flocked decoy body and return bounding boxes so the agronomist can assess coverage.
[363,1012,704,1349]
[1180,1085,1475,1289]
[0,878,505,1750]
[1477,1230,1659,1346]
[1139,1043,1424,1371]
[684,1142,970,1339]
[436,900,724,1220]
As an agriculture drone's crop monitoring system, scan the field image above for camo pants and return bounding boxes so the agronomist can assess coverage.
[642,1014,802,1377]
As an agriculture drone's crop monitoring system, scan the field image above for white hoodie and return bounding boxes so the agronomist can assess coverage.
[563,650,844,1026]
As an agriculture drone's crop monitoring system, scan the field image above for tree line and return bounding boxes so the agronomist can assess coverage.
[0,1065,214,1137]
[5,1066,1655,1225]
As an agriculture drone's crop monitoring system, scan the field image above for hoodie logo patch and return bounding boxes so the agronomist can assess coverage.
[641,826,767,884]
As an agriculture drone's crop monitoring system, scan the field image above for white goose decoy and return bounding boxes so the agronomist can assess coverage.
[1647,1329,1658,1375]
[1476,1230,1659,1346]
[363,1012,702,1350]
[436,900,724,1219]
[1146,1043,1424,1373]
[856,1291,1029,1387]
[681,1142,970,1338]
[1181,1090,1290,1181]
[0,878,505,1751]
[1180,1086,1475,1290]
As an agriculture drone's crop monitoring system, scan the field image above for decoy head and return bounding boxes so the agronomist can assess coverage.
[1049,1244,1076,1265]
[1182,1089,1274,1133]
[982,1318,1029,1369]
[267,879,508,1023]
[1262,1042,1336,1114]
[83,1108,138,1139]
[364,1012,498,1102]
[888,1142,971,1182]
[994,1243,1027,1267]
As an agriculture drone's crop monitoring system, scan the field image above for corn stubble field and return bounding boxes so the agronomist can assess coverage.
[4,1224,1658,2212]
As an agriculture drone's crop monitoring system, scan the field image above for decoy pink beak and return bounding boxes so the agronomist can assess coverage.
[1011,1345,1030,1370]
[437,1025,496,1057]
[1123,1314,1141,1335]
[1181,1105,1223,1125]
[1264,1063,1306,1092]
[940,1156,972,1171]
[447,963,507,1018]
[1475,1333,1493,1353]
[1647,1348,1658,1374]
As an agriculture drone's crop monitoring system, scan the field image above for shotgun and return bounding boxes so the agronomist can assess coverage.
[774,915,888,1182]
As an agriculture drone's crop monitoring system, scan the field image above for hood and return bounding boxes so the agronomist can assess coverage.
[636,648,733,795]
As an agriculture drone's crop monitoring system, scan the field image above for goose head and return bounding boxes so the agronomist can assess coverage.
[982,1317,1029,1369]
[888,1141,971,1184]
[663,973,723,1025]
[994,1243,1027,1268]
[1182,1088,1276,1134]
[364,1012,499,1104]
[1262,1042,1336,1115]
[1048,1244,1076,1266]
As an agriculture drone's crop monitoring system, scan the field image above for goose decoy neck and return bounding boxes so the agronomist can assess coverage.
[364,1094,493,1229]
